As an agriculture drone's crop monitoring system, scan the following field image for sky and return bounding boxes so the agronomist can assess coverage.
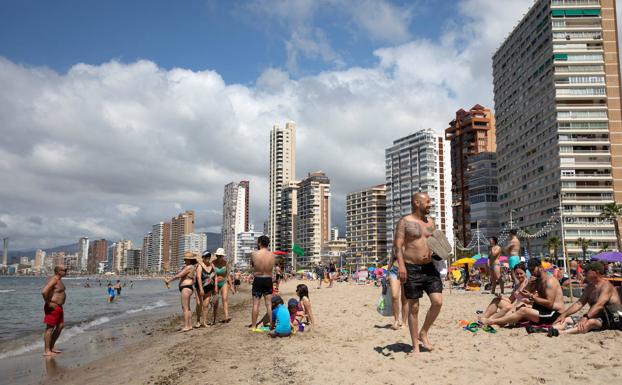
[1,0,620,251]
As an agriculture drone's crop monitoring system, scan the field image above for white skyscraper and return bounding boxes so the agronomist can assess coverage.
[269,121,296,251]
[79,237,89,271]
[296,171,331,266]
[385,129,454,251]
[222,181,249,264]
[182,232,208,256]
[112,240,133,272]
[236,225,263,268]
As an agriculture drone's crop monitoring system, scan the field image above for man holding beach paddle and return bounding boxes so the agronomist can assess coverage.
[394,192,449,355]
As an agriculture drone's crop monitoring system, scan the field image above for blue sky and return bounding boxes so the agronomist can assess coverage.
[0,0,456,84]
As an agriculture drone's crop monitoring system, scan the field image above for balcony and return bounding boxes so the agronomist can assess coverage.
[551,0,600,6]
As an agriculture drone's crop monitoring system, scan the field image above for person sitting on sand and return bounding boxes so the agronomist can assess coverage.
[549,261,622,336]
[269,296,292,338]
[287,298,302,332]
[481,258,564,327]
[164,252,198,332]
[296,284,315,327]
[481,263,532,321]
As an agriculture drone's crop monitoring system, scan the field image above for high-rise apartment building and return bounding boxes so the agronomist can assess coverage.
[34,249,45,271]
[296,171,331,266]
[346,184,388,266]
[79,237,89,271]
[149,222,170,272]
[278,181,299,260]
[87,239,108,273]
[125,249,141,272]
[2,238,7,266]
[222,181,250,264]
[171,210,195,271]
[269,121,296,251]
[182,232,208,257]
[493,0,621,257]
[445,105,498,245]
[112,240,133,272]
[385,129,454,250]
[141,233,151,273]
[236,226,263,268]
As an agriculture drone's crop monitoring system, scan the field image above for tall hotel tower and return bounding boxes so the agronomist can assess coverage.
[269,121,296,251]
[385,129,454,250]
[493,0,622,256]
[296,171,331,265]
[445,105,498,247]
[171,210,195,270]
[222,181,249,264]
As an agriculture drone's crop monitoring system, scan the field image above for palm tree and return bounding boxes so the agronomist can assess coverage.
[545,237,561,261]
[576,237,592,262]
[600,202,622,251]
[599,244,610,253]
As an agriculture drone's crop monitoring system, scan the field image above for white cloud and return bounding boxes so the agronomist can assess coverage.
[1,0,619,250]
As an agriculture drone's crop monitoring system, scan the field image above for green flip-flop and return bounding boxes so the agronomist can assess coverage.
[482,325,497,334]
[464,322,480,333]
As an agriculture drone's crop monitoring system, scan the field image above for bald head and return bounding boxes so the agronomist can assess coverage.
[411,192,431,217]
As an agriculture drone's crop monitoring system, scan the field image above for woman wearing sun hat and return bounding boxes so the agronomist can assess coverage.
[212,248,235,323]
[164,251,198,332]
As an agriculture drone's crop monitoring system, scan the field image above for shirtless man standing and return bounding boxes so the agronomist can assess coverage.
[550,261,622,336]
[488,237,503,295]
[395,192,443,354]
[506,229,521,287]
[481,258,564,327]
[41,266,67,356]
[250,235,275,330]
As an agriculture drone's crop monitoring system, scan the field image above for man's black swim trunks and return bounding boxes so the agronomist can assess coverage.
[252,276,273,298]
[403,262,442,299]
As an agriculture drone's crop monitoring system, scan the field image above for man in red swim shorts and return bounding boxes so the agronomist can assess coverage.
[41,266,67,356]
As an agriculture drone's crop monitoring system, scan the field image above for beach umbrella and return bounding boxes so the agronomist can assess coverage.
[451,257,475,267]
[499,256,508,262]
[592,251,622,263]
[368,267,375,271]
[296,269,307,274]
[381,265,388,270]
[541,261,552,269]
[471,254,484,260]
[374,268,384,276]
[474,258,489,266]
[273,251,288,255]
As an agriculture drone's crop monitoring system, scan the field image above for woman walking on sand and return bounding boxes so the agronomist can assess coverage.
[387,251,408,330]
[195,250,217,327]
[212,248,235,323]
[164,252,198,332]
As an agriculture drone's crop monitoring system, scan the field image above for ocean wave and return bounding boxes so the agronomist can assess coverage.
[0,316,111,359]
[0,289,16,293]
[0,300,168,359]
[125,300,168,314]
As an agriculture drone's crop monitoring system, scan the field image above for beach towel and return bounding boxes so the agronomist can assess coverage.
[377,278,393,317]
[427,230,452,260]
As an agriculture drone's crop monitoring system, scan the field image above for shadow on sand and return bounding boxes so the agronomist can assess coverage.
[374,342,430,357]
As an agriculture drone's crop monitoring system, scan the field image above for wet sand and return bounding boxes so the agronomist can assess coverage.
[43,280,622,385]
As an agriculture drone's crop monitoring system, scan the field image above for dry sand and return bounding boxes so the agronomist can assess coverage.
[45,280,622,385]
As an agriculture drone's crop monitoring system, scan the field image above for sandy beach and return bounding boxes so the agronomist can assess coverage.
[40,280,621,385]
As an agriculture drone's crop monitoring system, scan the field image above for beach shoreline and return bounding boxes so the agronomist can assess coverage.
[4,280,620,385]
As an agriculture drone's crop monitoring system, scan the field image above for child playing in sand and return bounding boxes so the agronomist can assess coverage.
[288,298,303,332]
[296,284,315,327]
[107,283,115,303]
[269,296,291,338]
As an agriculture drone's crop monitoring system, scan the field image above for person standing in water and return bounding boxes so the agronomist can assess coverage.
[41,266,67,356]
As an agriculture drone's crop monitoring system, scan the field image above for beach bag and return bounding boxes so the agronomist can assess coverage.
[603,303,622,330]
[376,277,393,317]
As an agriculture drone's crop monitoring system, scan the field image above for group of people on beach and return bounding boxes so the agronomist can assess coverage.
[163,235,314,336]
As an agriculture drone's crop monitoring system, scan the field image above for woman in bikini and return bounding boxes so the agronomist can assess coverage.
[195,250,217,327]
[296,284,315,327]
[481,263,532,321]
[164,252,198,332]
[212,248,235,324]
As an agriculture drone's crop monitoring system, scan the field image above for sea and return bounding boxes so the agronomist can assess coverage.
[0,276,179,360]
